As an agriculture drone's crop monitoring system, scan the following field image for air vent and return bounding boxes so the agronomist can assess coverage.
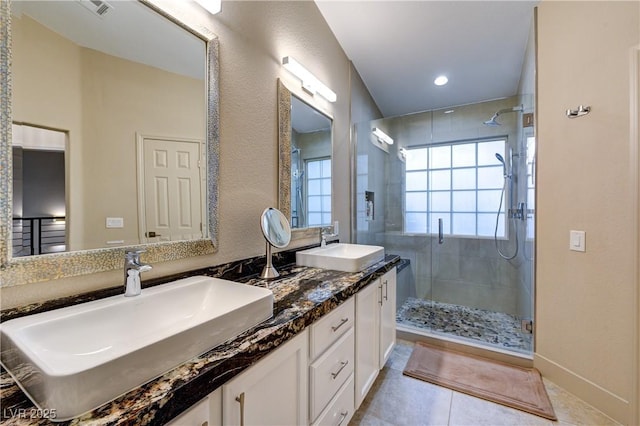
[78,0,113,18]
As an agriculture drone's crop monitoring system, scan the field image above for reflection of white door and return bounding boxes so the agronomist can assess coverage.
[137,135,203,243]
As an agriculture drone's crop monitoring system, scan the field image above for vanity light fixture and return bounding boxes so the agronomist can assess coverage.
[282,56,337,103]
[194,0,221,15]
[372,127,394,145]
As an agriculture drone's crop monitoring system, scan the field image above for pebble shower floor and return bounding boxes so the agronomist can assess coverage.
[396,297,532,353]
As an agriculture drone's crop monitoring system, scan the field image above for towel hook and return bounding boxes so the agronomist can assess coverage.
[566,105,591,119]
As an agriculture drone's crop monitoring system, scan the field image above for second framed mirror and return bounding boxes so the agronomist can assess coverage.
[277,79,333,231]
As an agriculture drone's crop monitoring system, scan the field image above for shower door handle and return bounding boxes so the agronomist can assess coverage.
[438,218,444,244]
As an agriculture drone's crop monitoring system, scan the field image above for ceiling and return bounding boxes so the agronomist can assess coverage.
[13,0,205,80]
[315,1,538,118]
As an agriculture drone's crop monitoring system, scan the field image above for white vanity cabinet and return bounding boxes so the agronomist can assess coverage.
[222,330,309,425]
[379,269,397,367]
[354,268,397,408]
[167,267,397,425]
[166,389,222,426]
[309,298,355,426]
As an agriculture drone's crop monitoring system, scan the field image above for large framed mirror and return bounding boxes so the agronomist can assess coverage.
[0,0,219,287]
[277,79,332,237]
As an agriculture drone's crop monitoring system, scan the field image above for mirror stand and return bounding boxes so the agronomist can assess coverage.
[261,241,280,279]
[259,207,292,280]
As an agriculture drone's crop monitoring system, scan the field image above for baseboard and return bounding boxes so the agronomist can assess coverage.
[534,353,631,425]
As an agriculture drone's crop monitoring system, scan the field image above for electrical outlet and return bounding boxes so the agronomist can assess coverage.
[106,217,124,228]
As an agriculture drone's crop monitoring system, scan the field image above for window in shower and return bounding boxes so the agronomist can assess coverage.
[306,157,332,226]
[404,139,506,237]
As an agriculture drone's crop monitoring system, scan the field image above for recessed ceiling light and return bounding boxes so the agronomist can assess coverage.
[444,109,455,114]
[434,75,448,86]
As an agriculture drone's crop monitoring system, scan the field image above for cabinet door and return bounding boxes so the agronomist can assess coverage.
[166,396,210,426]
[379,268,397,368]
[222,330,308,426]
[354,280,380,409]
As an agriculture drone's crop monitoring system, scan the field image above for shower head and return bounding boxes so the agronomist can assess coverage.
[483,105,524,126]
[484,113,501,126]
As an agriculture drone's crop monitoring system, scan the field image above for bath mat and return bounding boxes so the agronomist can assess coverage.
[403,342,557,420]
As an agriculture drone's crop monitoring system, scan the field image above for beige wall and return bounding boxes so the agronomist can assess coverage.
[11,14,85,248]
[535,1,639,424]
[12,15,205,251]
[80,49,204,249]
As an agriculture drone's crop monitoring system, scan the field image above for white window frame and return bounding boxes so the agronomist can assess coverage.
[404,138,508,238]
[306,157,332,227]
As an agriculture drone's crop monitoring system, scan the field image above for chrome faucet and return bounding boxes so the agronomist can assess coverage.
[320,224,338,247]
[124,249,152,297]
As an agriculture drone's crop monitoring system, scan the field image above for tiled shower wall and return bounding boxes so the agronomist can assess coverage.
[356,96,533,318]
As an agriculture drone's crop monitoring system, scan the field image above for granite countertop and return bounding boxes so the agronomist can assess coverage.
[0,254,400,425]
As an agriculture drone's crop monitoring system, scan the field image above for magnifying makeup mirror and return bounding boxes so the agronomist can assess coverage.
[260,207,292,279]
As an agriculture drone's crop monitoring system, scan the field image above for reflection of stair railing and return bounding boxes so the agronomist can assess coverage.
[12,217,66,257]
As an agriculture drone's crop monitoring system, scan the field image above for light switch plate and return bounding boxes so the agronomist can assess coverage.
[569,230,586,252]
[106,217,124,228]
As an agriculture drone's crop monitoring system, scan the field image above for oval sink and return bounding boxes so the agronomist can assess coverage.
[296,243,385,272]
[0,276,273,421]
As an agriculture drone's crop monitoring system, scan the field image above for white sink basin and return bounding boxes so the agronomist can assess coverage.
[0,276,273,421]
[296,243,385,272]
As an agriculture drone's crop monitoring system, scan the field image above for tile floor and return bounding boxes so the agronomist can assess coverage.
[397,298,533,354]
[349,340,620,426]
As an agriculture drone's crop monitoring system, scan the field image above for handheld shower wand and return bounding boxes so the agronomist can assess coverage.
[495,153,508,178]
[494,151,518,260]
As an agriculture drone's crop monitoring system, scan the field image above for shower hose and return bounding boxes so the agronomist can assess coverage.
[494,178,519,260]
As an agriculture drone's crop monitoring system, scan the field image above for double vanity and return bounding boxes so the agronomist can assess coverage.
[0,244,398,425]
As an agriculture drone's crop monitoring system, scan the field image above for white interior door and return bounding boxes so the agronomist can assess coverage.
[140,136,203,242]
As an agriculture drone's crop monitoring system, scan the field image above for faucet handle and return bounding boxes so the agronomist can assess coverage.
[125,249,146,261]
[125,248,145,255]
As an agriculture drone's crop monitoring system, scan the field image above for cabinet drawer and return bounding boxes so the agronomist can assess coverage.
[312,374,354,426]
[309,327,355,422]
[310,297,355,360]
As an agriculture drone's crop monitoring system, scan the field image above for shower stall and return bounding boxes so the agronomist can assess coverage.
[355,96,536,355]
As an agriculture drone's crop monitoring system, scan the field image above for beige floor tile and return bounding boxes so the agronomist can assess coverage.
[349,412,396,426]
[386,339,414,371]
[542,379,621,426]
[352,367,453,426]
[350,341,621,426]
[448,391,554,426]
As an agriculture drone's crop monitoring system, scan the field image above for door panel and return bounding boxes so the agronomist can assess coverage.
[142,137,202,242]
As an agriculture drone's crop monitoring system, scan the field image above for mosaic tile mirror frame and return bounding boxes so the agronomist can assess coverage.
[0,0,220,287]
